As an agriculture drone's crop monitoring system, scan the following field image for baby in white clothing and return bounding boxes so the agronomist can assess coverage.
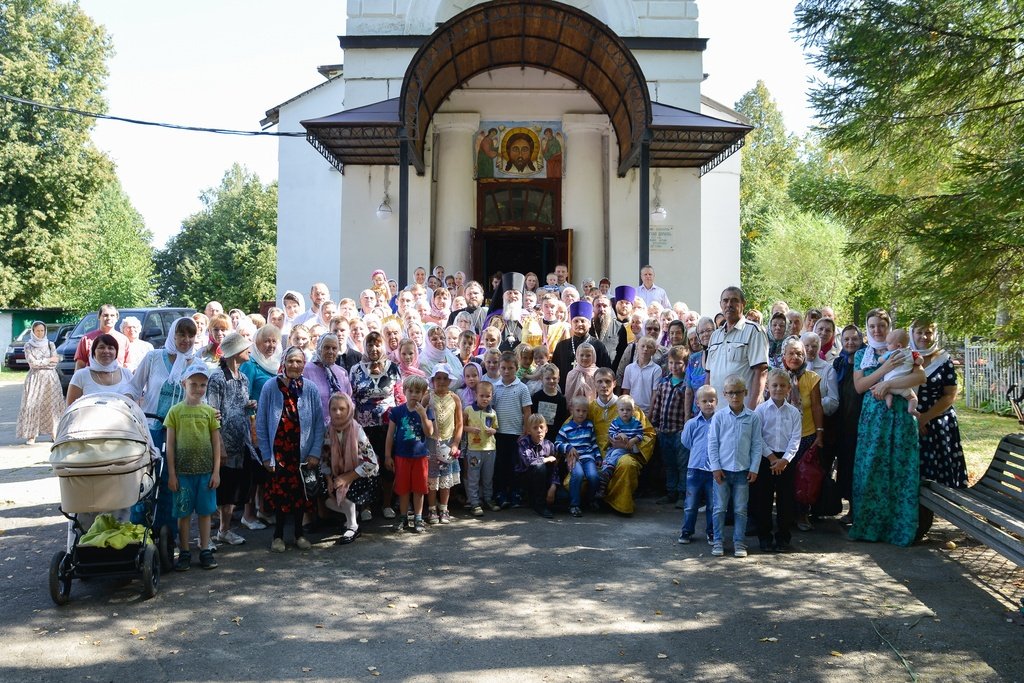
[878,329,919,414]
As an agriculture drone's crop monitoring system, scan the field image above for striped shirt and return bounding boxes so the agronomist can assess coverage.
[556,419,601,461]
[648,376,688,433]
[492,377,532,435]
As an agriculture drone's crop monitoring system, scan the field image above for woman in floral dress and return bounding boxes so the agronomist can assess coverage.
[849,308,926,547]
[16,322,63,445]
[256,346,325,552]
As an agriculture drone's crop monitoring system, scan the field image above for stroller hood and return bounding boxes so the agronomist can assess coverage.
[51,393,159,468]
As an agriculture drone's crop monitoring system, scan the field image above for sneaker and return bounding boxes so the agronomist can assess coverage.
[472,506,484,517]
[174,550,192,571]
[774,541,791,553]
[734,545,748,558]
[360,509,373,522]
[413,519,427,533]
[196,538,218,553]
[569,506,582,518]
[487,500,501,512]
[707,533,715,546]
[427,509,440,525]
[295,536,312,551]
[405,515,416,531]
[199,549,218,569]
[677,533,692,545]
[538,508,554,519]
[257,513,276,526]
[270,538,286,553]
[216,529,246,546]
[711,543,724,557]
[382,507,397,520]
[439,510,451,524]
[797,517,814,532]
[241,517,266,531]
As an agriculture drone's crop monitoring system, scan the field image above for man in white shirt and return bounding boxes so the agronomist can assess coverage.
[637,265,671,309]
[705,286,768,411]
[294,282,330,326]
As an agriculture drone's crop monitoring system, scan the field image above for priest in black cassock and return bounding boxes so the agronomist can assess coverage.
[552,300,612,392]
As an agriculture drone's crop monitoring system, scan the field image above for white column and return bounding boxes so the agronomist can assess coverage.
[432,113,481,276]
[562,114,610,284]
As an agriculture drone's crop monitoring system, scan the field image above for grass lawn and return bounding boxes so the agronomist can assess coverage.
[955,398,1021,483]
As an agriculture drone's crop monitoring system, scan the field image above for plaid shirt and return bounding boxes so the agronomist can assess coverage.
[648,376,688,433]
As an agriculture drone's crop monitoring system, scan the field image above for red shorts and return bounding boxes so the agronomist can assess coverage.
[393,457,429,495]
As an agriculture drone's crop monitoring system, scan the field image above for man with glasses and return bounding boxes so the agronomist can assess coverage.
[705,287,768,411]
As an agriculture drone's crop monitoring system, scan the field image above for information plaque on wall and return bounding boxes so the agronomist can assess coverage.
[649,225,674,251]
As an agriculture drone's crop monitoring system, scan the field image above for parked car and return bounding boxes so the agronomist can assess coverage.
[5,324,74,370]
[56,307,196,391]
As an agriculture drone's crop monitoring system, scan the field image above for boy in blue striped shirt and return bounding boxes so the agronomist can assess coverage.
[557,396,601,517]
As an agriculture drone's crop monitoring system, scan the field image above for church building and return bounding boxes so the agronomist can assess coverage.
[263,0,750,313]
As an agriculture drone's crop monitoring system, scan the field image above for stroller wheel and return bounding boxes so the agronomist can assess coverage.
[48,551,72,606]
[141,545,159,600]
[157,526,173,573]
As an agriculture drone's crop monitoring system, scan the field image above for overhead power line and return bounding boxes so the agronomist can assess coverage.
[0,92,305,137]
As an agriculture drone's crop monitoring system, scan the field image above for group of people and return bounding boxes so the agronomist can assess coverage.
[14,262,968,567]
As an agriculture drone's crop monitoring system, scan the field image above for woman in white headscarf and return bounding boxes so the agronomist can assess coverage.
[16,321,64,444]
[66,333,135,406]
[279,290,306,340]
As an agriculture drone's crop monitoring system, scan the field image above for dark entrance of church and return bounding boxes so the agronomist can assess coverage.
[471,178,572,285]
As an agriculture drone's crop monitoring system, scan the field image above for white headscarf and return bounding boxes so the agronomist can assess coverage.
[24,321,50,352]
[282,290,306,323]
[88,334,122,373]
[250,332,282,376]
[164,317,198,383]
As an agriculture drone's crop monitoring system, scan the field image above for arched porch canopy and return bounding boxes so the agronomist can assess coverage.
[400,0,651,176]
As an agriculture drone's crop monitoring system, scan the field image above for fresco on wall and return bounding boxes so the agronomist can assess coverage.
[474,122,564,179]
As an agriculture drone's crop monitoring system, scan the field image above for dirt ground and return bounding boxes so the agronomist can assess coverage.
[1,377,1021,682]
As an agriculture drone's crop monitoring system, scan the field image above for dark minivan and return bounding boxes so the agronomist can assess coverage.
[57,307,196,391]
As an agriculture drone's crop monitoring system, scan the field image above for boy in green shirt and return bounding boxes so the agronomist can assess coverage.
[166,364,222,571]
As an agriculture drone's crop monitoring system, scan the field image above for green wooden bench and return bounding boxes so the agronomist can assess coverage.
[918,434,1024,566]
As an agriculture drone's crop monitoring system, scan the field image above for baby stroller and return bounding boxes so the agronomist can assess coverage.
[47,393,170,604]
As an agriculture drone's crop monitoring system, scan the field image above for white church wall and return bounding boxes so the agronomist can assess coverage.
[276,78,346,303]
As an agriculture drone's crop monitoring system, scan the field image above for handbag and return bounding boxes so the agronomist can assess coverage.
[794,444,824,505]
[300,462,326,500]
[812,455,843,517]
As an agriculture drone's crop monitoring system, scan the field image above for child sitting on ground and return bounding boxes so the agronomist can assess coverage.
[707,375,762,558]
[879,329,920,414]
[597,395,645,498]
[516,414,560,518]
[166,364,222,571]
[384,375,435,533]
[557,396,601,517]
[678,385,717,545]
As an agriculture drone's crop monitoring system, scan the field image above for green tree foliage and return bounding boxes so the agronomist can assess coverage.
[0,0,114,306]
[734,81,798,285]
[748,211,859,321]
[154,165,277,312]
[794,0,1024,338]
[57,177,155,310]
